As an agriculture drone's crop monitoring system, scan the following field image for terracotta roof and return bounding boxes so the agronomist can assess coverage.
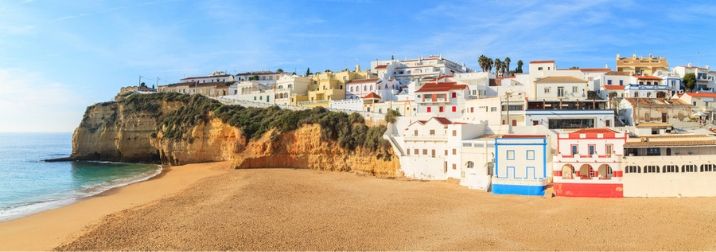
[534,76,587,84]
[605,71,630,76]
[686,92,716,99]
[415,82,468,92]
[625,139,716,148]
[565,128,620,139]
[530,60,555,64]
[362,92,381,99]
[375,64,388,69]
[501,135,545,139]
[416,117,453,125]
[347,78,380,84]
[636,75,662,80]
[433,117,452,125]
[580,68,611,72]
[603,85,625,91]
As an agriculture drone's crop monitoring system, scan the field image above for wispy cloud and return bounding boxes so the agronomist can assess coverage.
[0,68,86,132]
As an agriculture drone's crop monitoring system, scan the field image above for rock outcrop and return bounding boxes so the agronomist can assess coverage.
[70,93,400,177]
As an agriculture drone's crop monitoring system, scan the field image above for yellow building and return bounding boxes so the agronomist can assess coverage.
[304,66,370,107]
[616,54,668,76]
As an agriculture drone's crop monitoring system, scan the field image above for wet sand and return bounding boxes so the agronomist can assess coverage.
[0,162,230,250]
[50,168,716,250]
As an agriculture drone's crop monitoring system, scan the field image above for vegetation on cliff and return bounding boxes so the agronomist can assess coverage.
[114,92,392,160]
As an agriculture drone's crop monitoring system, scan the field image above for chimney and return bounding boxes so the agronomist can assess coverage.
[355,64,361,72]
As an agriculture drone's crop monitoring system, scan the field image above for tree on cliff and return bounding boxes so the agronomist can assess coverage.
[384,109,400,124]
[305,68,312,76]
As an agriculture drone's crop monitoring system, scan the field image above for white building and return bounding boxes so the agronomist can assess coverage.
[672,64,714,91]
[399,117,485,180]
[225,81,276,104]
[345,78,401,101]
[181,71,236,83]
[274,75,312,106]
[370,55,471,86]
[414,81,470,119]
[235,71,288,86]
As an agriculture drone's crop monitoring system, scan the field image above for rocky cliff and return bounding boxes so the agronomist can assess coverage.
[71,93,400,177]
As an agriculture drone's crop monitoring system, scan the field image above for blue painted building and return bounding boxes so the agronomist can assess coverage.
[491,135,548,196]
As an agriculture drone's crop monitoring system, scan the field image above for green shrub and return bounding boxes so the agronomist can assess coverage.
[384,109,400,124]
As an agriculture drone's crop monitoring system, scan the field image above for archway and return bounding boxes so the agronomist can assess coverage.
[561,164,574,179]
[656,91,666,98]
[598,164,613,179]
[578,164,593,179]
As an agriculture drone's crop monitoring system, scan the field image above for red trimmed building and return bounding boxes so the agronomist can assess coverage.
[414,81,469,119]
[552,128,627,197]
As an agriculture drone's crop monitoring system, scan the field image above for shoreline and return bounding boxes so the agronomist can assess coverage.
[0,161,231,250]
[0,162,164,222]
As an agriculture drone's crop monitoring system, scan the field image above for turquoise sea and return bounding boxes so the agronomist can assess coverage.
[0,133,161,221]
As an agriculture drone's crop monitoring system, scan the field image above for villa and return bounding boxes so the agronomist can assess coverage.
[552,128,627,198]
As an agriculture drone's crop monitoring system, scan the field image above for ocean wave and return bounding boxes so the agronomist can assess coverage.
[0,165,163,222]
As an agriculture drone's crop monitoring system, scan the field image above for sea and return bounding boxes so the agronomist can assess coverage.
[0,133,162,221]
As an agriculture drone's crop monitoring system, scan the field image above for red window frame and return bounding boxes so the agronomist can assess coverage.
[451,106,456,112]
[427,106,432,113]
[439,106,444,112]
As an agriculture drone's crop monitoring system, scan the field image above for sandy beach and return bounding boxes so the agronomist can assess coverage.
[0,162,230,251]
[3,164,716,250]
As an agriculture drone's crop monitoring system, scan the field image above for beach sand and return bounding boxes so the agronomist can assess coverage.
[4,165,716,250]
[46,167,716,250]
[0,162,230,251]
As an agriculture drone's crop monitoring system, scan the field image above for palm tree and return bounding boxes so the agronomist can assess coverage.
[504,57,511,75]
[487,58,494,73]
[478,55,488,72]
[494,58,502,76]
[516,60,524,73]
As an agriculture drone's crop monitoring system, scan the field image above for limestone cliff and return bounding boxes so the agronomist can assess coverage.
[70,93,400,177]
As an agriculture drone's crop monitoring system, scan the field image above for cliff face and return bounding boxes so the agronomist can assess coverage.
[71,94,400,177]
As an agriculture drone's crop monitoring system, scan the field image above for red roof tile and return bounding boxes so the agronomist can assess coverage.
[603,85,624,90]
[530,60,555,64]
[362,92,381,99]
[415,82,467,92]
[686,92,716,98]
[565,128,619,139]
[375,64,388,69]
[635,75,662,80]
[433,117,452,125]
[501,135,545,139]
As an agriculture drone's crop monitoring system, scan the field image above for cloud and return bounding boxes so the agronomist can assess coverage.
[0,68,86,132]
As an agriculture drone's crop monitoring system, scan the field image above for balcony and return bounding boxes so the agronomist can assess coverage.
[625,84,670,90]
[554,154,621,164]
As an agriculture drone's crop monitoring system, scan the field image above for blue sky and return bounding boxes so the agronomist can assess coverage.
[1,0,715,132]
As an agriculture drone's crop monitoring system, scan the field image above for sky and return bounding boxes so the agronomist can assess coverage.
[1,0,716,132]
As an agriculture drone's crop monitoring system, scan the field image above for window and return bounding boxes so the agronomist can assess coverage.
[466,161,474,168]
[431,149,435,157]
[427,106,432,113]
[682,165,697,173]
[414,149,419,155]
[538,67,543,70]
[422,149,427,155]
[544,87,551,93]
[557,87,565,97]
[619,80,623,85]
[526,150,535,160]
[452,149,457,155]
[490,107,497,112]
[607,80,612,85]
[413,130,418,136]
[625,165,641,173]
[664,165,678,173]
[644,165,660,173]
[406,148,410,155]
[701,164,715,172]
[572,86,578,93]
[506,150,515,160]
[451,106,456,112]
[452,130,457,136]
[452,164,457,170]
[429,130,435,135]
[646,148,661,156]
[571,145,578,155]
[439,106,444,112]
[605,144,613,157]
[451,92,457,98]
[588,145,596,156]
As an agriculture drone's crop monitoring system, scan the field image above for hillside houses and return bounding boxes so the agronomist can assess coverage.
[145,53,716,198]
